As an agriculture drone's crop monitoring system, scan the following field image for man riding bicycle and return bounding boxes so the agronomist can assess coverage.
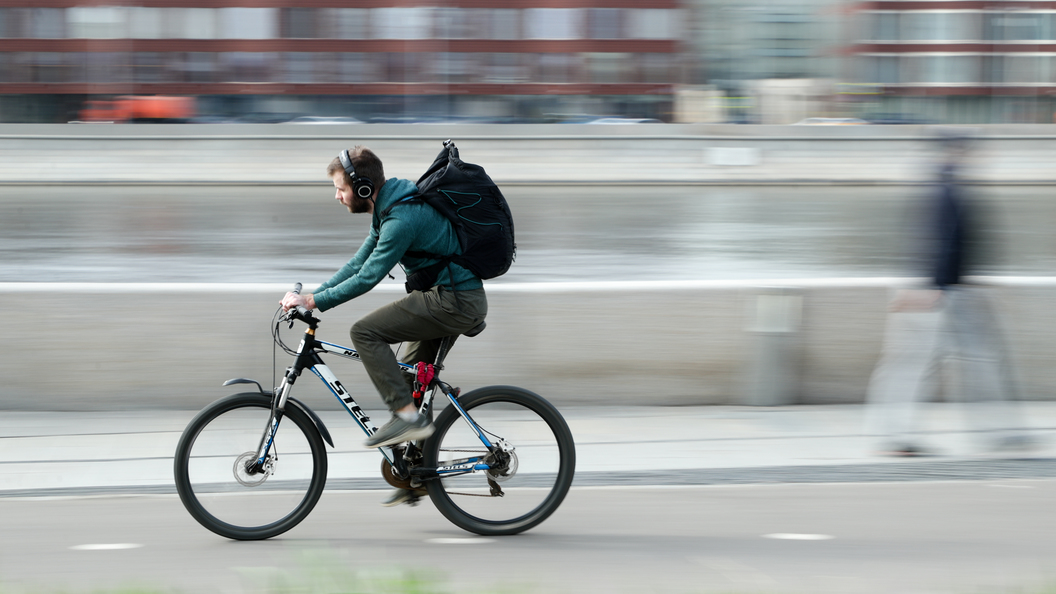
[280,145,488,505]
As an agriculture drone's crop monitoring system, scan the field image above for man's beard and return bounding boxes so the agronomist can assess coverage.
[349,195,372,213]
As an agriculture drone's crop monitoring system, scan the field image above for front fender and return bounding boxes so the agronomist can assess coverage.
[222,378,333,448]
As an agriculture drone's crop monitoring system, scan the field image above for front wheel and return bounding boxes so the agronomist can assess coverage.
[423,386,576,536]
[173,392,328,540]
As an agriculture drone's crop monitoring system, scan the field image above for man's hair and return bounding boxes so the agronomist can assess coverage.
[327,145,385,190]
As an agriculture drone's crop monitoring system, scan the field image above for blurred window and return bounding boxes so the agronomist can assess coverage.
[339,52,378,82]
[435,8,465,39]
[379,52,399,82]
[928,54,979,83]
[639,53,673,83]
[870,12,900,41]
[5,52,31,83]
[877,55,899,83]
[67,6,126,39]
[902,11,941,41]
[1041,55,1056,83]
[66,52,87,82]
[1044,13,1056,40]
[985,11,1048,41]
[492,9,520,40]
[219,52,274,82]
[284,52,314,83]
[1001,54,1043,83]
[588,8,623,39]
[373,8,430,40]
[85,52,130,83]
[282,7,316,38]
[900,55,929,84]
[480,53,526,83]
[128,8,162,39]
[464,9,491,40]
[162,8,216,39]
[535,53,581,82]
[944,12,981,41]
[435,8,489,40]
[312,52,340,83]
[30,8,65,38]
[587,52,629,83]
[1,8,31,38]
[179,52,217,83]
[221,8,277,39]
[28,52,64,82]
[625,9,680,40]
[332,8,370,40]
[435,52,477,83]
[525,9,583,40]
[132,52,165,83]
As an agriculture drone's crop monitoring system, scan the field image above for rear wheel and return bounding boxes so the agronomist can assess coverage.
[174,392,328,540]
[423,386,575,536]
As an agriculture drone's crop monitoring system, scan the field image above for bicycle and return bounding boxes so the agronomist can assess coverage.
[173,284,576,540]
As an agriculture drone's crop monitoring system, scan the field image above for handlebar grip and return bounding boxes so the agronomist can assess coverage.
[292,282,303,295]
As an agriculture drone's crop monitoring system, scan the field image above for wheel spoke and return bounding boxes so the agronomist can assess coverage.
[174,393,327,540]
[424,387,575,535]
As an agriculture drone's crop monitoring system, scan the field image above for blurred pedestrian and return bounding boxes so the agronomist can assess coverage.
[864,130,1031,456]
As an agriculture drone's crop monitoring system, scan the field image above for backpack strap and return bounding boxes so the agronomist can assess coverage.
[376,196,459,295]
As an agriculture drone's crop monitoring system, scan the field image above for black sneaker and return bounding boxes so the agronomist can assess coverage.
[364,414,434,448]
[381,487,427,507]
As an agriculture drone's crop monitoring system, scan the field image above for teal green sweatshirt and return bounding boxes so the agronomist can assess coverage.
[312,177,483,312]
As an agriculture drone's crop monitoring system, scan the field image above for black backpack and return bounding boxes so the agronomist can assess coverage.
[381,140,516,292]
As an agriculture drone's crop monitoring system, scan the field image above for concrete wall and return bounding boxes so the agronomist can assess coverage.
[2,124,1055,411]
[4,279,1054,411]
[1,123,1055,186]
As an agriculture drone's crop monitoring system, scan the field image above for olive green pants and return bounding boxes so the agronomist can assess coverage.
[351,286,487,412]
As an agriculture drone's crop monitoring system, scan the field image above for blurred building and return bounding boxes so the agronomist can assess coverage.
[5,1,1053,125]
[0,2,688,123]
[667,0,846,124]
[849,0,1056,124]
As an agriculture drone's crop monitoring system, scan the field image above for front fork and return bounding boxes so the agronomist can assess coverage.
[247,327,318,475]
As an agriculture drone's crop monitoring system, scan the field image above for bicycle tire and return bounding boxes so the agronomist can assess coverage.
[423,385,575,536]
[174,392,328,540]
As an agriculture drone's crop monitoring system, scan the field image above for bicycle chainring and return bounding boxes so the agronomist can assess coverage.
[380,459,414,490]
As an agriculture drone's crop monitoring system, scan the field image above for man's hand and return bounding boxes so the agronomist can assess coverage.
[280,292,316,312]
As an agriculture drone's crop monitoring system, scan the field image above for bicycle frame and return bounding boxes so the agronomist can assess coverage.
[249,313,498,482]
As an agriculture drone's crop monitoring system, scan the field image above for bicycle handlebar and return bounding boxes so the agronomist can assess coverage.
[289,282,310,318]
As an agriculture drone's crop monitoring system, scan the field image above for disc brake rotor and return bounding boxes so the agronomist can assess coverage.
[234,451,273,487]
[486,450,518,482]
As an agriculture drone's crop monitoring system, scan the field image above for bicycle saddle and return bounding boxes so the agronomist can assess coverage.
[463,320,486,337]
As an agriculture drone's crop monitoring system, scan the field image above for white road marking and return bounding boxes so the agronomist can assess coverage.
[763,533,834,541]
[70,543,143,551]
[426,537,496,545]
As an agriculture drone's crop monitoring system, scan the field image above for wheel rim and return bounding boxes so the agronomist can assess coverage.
[183,402,318,534]
[432,397,566,525]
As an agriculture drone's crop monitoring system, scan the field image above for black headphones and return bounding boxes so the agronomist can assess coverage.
[339,149,375,200]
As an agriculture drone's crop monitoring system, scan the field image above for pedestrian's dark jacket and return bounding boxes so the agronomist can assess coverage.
[929,164,969,288]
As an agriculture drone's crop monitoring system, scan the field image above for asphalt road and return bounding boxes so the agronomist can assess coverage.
[3,480,1055,594]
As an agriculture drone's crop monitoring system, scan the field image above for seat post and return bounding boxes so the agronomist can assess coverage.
[433,335,454,370]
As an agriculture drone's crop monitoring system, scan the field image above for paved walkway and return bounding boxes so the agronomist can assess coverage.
[2,403,1055,497]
